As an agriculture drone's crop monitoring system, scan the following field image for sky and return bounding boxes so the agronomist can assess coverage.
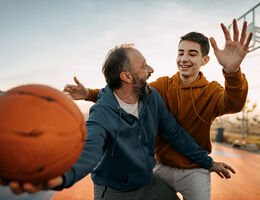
[1,0,260,114]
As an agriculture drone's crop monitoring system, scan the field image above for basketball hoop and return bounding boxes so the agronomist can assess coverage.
[228,3,260,52]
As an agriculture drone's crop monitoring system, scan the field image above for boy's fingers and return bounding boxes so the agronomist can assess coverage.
[221,23,231,41]
[244,32,253,51]
[210,37,220,52]
[233,19,239,42]
[74,76,82,87]
[239,21,247,45]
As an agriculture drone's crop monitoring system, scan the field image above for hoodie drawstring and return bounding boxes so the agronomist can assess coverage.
[111,106,121,156]
[189,87,209,124]
[176,80,181,116]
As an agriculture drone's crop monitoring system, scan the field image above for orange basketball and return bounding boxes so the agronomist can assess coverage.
[0,84,86,183]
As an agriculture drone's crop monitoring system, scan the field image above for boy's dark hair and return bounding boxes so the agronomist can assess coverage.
[102,44,134,89]
[180,32,210,56]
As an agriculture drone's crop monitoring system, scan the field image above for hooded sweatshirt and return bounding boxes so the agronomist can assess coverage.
[150,69,248,168]
[62,85,213,190]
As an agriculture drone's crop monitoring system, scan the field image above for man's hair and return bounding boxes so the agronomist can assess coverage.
[102,44,134,89]
[179,32,210,56]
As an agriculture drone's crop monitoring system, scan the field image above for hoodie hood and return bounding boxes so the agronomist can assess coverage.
[96,86,120,110]
[172,71,210,124]
[173,71,209,88]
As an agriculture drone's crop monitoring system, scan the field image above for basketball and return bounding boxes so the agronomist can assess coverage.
[0,84,86,183]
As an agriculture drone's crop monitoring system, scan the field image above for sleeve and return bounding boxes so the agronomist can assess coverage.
[56,111,107,189]
[215,68,248,116]
[87,89,100,102]
[155,91,213,169]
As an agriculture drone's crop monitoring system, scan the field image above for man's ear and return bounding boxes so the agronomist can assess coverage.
[120,72,133,83]
[202,56,210,66]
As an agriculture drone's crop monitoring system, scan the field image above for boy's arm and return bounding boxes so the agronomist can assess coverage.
[63,76,100,102]
[63,76,170,103]
[210,19,252,115]
[88,89,100,102]
[214,68,248,116]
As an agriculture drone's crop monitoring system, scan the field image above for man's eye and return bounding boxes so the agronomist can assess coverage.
[178,54,183,56]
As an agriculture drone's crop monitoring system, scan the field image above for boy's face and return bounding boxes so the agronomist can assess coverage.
[177,40,209,80]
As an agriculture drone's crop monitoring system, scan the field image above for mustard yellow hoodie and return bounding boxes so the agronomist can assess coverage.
[88,68,248,169]
[150,69,248,168]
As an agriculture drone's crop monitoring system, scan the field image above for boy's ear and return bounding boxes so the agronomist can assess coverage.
[120,72,133,83]
[202,56,210,66]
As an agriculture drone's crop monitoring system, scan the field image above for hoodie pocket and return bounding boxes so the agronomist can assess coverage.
[121,171,151,187]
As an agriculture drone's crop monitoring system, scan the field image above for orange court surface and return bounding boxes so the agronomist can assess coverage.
[52,142,260,200]
[0,142,259,200]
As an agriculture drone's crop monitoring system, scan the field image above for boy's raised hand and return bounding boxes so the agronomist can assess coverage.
[210,19,253,73]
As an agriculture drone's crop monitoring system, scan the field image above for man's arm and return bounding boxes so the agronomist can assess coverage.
[0,112,107,194]
[60,119,106,189]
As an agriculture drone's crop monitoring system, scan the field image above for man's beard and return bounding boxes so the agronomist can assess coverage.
[132,74,151,98]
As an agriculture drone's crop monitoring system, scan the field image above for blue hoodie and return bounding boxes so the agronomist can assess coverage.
[61,85,213,190]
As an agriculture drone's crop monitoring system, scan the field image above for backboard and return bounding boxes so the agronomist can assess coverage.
[228,3,260,52]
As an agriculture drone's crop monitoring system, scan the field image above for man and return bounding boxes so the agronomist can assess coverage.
[0,44,233,200]
[64,19,252,199]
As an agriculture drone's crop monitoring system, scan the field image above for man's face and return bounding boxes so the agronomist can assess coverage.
[177,40,208,80]
[127,49,154,97]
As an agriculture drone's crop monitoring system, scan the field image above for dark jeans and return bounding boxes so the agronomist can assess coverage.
[94,175,179,200]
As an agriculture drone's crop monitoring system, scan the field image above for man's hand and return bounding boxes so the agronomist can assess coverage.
[209,161,236,179]
[63,76,89,100]
[210,19,253,74]
[0,176,63,195]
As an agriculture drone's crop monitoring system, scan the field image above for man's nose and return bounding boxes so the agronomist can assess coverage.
[148,65,154,74]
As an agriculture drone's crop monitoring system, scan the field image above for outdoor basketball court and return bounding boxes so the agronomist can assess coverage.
[1,142,259,200]
[52,142,260,200]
